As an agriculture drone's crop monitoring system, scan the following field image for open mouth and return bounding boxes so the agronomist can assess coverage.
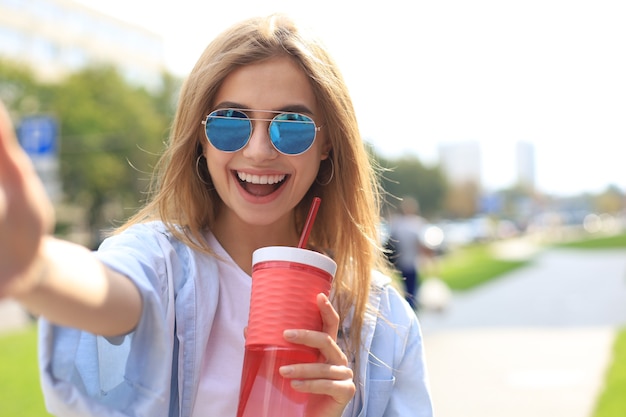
[235,171,287,197]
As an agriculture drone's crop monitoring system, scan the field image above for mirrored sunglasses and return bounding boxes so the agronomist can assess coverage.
[202,108,321,155]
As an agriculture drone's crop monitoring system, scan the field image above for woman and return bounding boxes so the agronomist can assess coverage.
[0,14,433,417]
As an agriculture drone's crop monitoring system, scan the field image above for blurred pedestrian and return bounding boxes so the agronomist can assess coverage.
[387,196,431,310]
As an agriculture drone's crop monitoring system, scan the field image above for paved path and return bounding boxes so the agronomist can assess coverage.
[419,248,626,417]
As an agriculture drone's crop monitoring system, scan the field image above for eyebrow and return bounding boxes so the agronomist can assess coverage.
[213,101,315,116]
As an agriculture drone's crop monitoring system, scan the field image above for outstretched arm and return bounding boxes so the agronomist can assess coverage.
[0,101,142,337]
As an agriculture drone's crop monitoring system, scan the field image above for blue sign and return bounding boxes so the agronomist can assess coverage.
[17,115,58,156]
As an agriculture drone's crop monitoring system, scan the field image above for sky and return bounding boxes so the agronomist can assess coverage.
[76,0,626,197]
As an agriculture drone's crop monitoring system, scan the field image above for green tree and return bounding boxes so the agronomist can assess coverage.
[374,152,447,219]
[1,60,182,246]
[0,60,41,115]
[152,71,182,118]
[48,66,171,246]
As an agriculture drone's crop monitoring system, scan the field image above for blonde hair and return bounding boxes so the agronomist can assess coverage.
[119,13,388,363]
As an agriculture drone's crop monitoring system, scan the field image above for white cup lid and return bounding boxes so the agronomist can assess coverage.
[252,246,337,277]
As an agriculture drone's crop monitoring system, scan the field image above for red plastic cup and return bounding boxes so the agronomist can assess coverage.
[237,246,336,417]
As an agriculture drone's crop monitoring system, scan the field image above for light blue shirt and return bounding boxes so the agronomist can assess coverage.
[39,222,433,417]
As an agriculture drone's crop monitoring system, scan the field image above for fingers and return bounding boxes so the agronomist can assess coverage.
[280,363,354,382]
[0,101,20,182]
[0,100,16,152]
[317,292,340,340]
[284,328,348,365]
[0,100,55,298]
[283,293,346,365]
[0,100,39,193]
[280,362,355,396]
[278,354,355,412]
[0,100,26,174]
[278,357,356,415]
[293,378,356,406]
[278,293,356,415]
[279,293,350,386]
[0,104,11,219]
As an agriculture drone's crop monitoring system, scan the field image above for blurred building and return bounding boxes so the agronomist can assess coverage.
[515,140,536,190]
[0,0,165,89]
[438,140,482,188]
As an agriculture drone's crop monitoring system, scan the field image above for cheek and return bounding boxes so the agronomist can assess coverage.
[204,148,231,181]
[297,151,324,183]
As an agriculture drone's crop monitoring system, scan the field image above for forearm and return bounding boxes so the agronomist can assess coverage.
[16,236,142,337]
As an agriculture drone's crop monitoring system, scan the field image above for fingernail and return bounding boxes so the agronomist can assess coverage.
[284,329,297,339]
[280,365,293,376]
[291,380,303,387]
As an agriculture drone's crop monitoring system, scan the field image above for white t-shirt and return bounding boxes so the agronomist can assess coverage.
[192,232,252,417]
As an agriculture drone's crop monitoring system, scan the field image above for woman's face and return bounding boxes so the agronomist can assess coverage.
[203,56,329,234]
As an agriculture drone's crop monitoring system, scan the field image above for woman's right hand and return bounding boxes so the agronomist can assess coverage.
[279,293,356,417]
[0,101,55,298]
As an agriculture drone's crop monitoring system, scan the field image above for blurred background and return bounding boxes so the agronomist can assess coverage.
[1,1,625,417]
[0,0,624,247]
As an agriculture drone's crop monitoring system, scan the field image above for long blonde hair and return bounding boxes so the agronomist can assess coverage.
[119,13,388,362]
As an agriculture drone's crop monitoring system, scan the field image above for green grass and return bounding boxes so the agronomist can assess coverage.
[555,232,626,249]
[592,328,626,417]
[577,232,626,417]
[0,325,51,417]
[425,243,531,291]
[430,232,626,291]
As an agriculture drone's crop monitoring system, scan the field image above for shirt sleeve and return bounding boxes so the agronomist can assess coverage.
[38,222,182,417]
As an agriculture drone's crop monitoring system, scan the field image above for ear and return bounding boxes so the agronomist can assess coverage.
[320,140,333,161]
[197,135,208,158]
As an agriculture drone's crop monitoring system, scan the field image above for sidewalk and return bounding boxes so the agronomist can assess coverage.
[418,248,626,417]
[423,326,614,417]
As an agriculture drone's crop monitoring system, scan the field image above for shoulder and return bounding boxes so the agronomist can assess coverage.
[96,221,200,290]
[369,270,415,325]
[98,221,192,259]
[366,270,424,366]
[370,269,392,288]
[99,221,169,246]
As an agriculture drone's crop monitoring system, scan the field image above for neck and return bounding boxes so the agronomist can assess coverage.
[211,214,299,275]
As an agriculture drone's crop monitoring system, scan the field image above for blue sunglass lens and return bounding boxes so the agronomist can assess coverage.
[205,109,251,152]
[270,113,316,155]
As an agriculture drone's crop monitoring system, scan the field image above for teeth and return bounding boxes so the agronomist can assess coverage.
[237,172,286,185]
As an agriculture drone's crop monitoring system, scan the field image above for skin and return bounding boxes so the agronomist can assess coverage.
[0,56,354,416]
[0,101,52,296]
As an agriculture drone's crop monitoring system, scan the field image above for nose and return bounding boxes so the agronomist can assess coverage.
[242,119,278,160]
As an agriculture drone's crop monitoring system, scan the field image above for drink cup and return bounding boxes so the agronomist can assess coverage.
[236,246,336,417]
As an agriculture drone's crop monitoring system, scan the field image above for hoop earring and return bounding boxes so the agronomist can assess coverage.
[196,155,212,186]
[316,157,334,186]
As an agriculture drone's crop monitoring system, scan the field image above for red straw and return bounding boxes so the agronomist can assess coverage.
[298,197,322,248]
